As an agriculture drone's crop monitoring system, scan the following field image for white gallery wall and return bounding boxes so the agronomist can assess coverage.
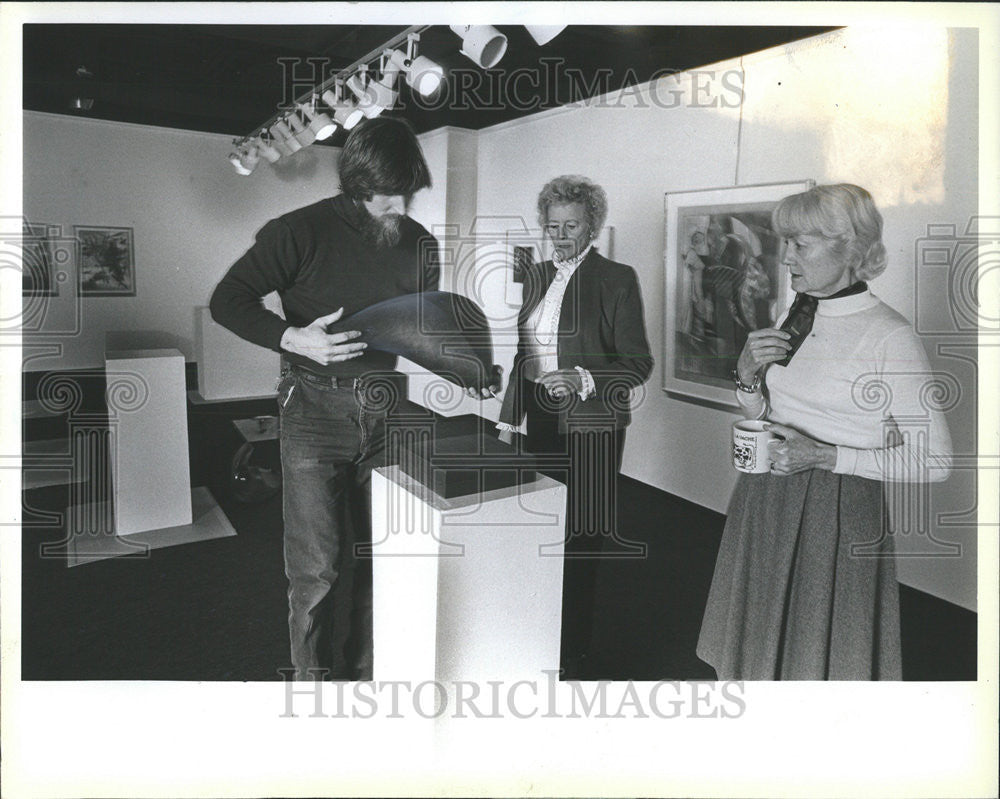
[22,112,345,372]
[21,27,980,609]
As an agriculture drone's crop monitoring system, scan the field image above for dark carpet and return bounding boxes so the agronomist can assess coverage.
[20,472,976,682]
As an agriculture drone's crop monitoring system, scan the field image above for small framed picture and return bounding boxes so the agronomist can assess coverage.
[75,225,136,297]
[511,244,533,284]
[21,221,61,298]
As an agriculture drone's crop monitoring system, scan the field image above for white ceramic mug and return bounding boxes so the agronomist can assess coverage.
[732,420,773,474]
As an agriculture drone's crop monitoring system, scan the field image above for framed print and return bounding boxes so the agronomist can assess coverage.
[75,225,136,296]
[21,221,61,297]
[663,181,813,408]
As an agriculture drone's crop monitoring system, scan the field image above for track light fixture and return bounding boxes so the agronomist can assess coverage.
[270,119,302,153]
[368,52,401,111]
[228,151,251,176]
[387,34,444,97]
[524,25,567,46]
[450,24,508,69]
[240,144,261,173]
[321,82,364,131]
[285,109,315,146]
[229,141,259,176]
[347,67,384,119]
[256,133,283,163]
[236,24,560,173]
[298,97,337,141]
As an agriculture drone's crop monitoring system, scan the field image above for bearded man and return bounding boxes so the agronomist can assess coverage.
[210,117,439,680]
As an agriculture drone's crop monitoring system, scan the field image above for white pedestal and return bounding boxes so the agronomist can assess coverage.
[371,465,566,684]
[105,348,192,536]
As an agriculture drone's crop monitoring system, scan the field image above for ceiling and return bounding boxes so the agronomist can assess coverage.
[23,24,838,144]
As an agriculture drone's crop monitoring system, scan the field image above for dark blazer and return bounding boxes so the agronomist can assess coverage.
[499,249,654,432]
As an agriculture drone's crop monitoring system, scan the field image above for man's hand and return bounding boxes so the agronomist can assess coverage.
[464,364,503,400]
[538,368,583,399]
[280,308,367,366]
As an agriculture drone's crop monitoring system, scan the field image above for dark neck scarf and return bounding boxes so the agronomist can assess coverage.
[776,281,867,366]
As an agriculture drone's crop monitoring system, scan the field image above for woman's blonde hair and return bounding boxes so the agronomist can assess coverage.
[772,183,888,280]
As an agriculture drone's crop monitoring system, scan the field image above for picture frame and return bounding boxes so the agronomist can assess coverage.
[504,225,615,306]
[75,225,136,297]
[21,221,61,298]
[663,181,813,409]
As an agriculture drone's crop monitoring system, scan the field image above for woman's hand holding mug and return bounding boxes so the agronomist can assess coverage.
[765,423,838,475]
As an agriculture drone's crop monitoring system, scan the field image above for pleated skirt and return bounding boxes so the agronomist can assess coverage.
[696,469,902,680]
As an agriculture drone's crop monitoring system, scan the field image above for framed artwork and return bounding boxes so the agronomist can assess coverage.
[504,225,615,306]
[663,181,813,408]
[75,225,136,297]
[21,221,61,297]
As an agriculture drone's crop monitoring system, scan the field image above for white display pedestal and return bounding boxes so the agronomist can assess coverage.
[54,348,237,568]
[371,465,566,684]
[195,306,280,401]
[105,348,192,535]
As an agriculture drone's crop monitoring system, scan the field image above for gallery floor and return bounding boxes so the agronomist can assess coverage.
[20,472,976,682]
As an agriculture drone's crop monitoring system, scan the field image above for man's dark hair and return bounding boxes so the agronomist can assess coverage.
[338,117,432,202]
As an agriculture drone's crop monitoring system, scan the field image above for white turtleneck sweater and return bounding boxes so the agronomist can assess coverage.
[737,289,952,482]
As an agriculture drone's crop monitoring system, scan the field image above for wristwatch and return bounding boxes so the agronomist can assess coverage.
[732,368,761,393]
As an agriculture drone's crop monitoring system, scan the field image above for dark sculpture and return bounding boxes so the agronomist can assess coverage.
[327,291,500,390]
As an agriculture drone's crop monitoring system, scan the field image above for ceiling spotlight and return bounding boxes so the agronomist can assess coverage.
[271,120,302,153]
[298,98,337,141]
[239,143,261,174]
[347,69,383,119]
[387,46,444,98]
[285,110,316,146]
[450,24,507,69]
[525,25,567,46]
[367,54,401,111]
[256,133,283,163]
[228,148,253,176]
[321,86,364,131]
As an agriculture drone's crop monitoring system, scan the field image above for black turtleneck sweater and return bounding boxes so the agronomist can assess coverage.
[209,194,440,377]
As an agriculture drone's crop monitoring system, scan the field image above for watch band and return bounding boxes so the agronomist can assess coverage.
[732,368,761,393]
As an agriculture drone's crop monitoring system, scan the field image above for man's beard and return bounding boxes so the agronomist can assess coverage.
[359,206,404,249]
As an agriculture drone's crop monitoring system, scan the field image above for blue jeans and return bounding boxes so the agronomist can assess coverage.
[277,366,394,680]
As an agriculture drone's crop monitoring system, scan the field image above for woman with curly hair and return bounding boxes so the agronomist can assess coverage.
[697,183,953,680]
[498,175,654,678]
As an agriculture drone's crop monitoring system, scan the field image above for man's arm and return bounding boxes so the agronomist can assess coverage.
[210,218,365,366]
[209,218,299,351]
